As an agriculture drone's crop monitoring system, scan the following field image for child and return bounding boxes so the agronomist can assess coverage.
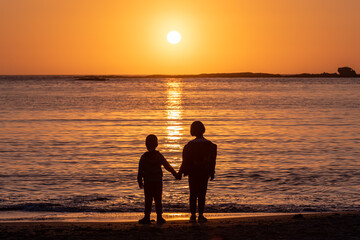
[137,134,177,224]
[177,121,217,223]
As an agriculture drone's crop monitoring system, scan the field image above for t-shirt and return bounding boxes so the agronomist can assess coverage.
[137,150,175,182]
[180,138,217,176]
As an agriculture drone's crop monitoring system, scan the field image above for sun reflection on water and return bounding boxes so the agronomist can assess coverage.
[165,79,183,164]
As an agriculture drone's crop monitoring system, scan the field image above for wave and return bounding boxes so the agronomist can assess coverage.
[0,202,358,213]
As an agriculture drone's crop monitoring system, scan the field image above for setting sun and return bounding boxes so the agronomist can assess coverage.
[167,31,181,44]
[0,1,359,75]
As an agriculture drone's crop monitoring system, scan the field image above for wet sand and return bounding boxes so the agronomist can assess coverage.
[0,212,359,240]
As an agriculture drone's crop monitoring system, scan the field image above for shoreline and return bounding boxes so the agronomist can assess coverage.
[1,212,359,239]
[0,211,312,223]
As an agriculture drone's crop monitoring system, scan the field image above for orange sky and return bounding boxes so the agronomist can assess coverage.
[1,0,359,75]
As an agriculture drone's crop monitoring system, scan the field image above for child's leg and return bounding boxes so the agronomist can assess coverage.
[188,175,199,215]
[153,181,166,224]
[198,177,209,215]
[153,181,163,216]
[144,181,153,218]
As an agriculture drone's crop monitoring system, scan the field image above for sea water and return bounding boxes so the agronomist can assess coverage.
[0,76,359,218]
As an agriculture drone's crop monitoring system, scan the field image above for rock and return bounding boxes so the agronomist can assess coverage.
[338,67,357,77]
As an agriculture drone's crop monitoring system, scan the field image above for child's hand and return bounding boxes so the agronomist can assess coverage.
[174,172,182,180]
[209,174,215,181]
[138,180,144,189]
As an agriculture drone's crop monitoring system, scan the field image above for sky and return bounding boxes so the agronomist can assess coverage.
[1,0,360,75]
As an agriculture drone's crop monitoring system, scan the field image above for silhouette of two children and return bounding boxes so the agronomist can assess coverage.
[137,121,217,224]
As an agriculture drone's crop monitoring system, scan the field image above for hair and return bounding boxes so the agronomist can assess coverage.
[145,134,158,150]
[190,121,205,137]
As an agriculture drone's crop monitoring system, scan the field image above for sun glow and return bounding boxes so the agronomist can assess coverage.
[165,79,183,157]
[167,31,181,44]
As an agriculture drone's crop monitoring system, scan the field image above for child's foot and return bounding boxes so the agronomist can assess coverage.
[198,215,208,223]
[189,214,197,223]
[157,216,166,224]
[138,217,151,224]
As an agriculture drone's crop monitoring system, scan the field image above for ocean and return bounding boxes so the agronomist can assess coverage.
[0,76,359,219]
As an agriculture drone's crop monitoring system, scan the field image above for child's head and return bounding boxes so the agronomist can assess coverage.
[190,121,205,137]
[145,134,158,151]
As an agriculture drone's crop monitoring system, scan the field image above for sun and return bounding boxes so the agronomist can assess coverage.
[167,31,181,44]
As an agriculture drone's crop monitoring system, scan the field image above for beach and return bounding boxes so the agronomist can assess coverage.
[1,212,359,240]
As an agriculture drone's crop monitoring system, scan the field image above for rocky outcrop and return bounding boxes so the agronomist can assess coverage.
[338,67,357,77]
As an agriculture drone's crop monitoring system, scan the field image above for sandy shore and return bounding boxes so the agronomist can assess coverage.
[0,212,359,240]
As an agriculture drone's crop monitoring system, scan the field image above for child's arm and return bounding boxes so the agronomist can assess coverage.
[209,143,217,181]
[178,144,190,178]
[137,155,144,188]
[159,153,177,178]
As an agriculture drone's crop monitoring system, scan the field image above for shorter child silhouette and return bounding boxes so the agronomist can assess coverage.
[137,134,177,224]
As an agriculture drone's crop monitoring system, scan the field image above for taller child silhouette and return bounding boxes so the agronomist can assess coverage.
[177,121,217,223]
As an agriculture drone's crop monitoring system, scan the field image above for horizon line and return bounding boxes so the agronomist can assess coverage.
[0,69,358,78]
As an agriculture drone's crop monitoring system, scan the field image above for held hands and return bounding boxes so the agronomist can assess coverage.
[176,172,182,180]
[173,171,182,180]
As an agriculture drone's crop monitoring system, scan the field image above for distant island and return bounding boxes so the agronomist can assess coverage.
[102,67,359,79]
[51,66,359,80]
[141,67,359,78]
